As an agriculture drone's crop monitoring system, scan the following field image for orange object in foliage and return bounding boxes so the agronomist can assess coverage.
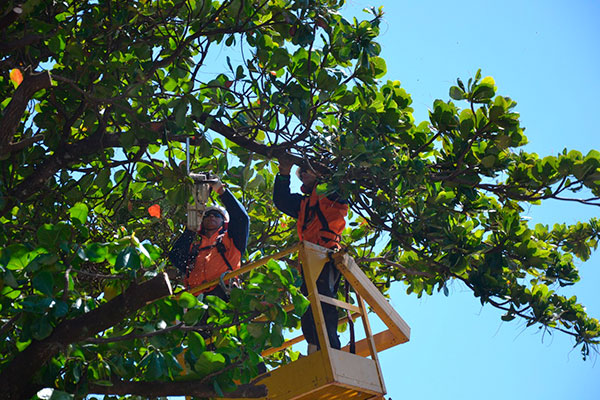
[148,204,161,218]
[10,68,23,88]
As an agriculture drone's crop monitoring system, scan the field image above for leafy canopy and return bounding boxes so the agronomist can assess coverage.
[1,0,599,399]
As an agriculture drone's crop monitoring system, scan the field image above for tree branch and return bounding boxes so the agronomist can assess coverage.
[87,377,267,398]
[0,33,45,53]
[0,120,128,217]
[0,70,52,149]
[193,113,329,173]
[0,134,44,157]
[0,273,173,400]
[357,257,435,278]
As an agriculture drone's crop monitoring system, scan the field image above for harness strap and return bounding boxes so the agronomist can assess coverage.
[214,237,235,272]
[344,277,356,354]
[188,234,235,290]
[301,197,315,233]
[302,197,342,243]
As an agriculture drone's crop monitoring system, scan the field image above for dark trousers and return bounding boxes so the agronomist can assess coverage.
[300,260,341,350]
[204,284,229,302]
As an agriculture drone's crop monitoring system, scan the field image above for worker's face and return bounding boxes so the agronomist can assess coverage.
[299,168,317,189]
[202,211,224,231]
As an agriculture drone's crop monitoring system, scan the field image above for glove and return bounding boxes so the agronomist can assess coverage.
[209,175,225,195]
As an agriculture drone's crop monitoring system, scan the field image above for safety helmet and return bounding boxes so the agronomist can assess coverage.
[204,205,229,223]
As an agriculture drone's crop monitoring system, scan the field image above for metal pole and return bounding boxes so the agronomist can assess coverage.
[186,137,190,175]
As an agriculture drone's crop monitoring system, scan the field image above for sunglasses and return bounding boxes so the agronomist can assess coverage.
[205,211,224,219]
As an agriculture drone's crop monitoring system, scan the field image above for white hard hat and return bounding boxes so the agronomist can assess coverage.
[205,205,229,223]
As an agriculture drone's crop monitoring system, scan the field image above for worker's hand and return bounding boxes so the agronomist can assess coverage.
[209,175,225,195]
[278,158,293,176]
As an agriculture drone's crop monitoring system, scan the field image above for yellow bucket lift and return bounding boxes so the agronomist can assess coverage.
[188,241,411,400]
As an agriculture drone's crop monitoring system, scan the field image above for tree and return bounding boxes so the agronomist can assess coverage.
[1,0,599,399]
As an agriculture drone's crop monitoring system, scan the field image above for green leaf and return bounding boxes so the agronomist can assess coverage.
[188,331,206,356]
[145,353,165,380]
[194,351,226,377]
[183,307,205,325]
[33,271,54,296]
[370,56,387,78]
[85,243,108,262]
[178,292,199,308]
[481,155,496,168]
[270,326,284,347]
[52,300,69,318]
[174,101,188,128]
[291,291,309,316]
[37,223,71,250]
[69,202,89,224]
[31,317,53,340]
[114,247,141,271]
[449,86,465,100]
[47,34,66,53]
[246,323,266,338]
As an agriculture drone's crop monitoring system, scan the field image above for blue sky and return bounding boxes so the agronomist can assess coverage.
[335,1,600,399]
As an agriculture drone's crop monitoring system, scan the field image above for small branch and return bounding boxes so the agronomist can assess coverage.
[192,113,331,174]
[357,257,434,278]
[86,322,185,344]
[0,312,22,338]
[87,311,261,344]
[74,268,123,280]
[61,266,72,302]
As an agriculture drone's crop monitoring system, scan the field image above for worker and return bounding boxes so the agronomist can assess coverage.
[169,174,249,300]
[273,159,348,353]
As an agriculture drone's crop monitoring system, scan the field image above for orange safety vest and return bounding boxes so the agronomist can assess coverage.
[185,231,241,291]
[297,188,348,249]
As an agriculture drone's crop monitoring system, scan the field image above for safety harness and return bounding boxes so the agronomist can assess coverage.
[301,196,343,247]
[188,233,237,295]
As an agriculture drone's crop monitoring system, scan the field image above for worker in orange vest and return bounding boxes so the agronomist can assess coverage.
[169,175,249,300]
[273,159,348,353]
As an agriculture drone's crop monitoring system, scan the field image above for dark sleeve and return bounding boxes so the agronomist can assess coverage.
[327,191,348,204]
[220,189,250,254]
[273,174,303,219]
[168,229,197,274]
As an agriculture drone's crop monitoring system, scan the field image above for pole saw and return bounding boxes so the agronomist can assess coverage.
[186,137,217,232]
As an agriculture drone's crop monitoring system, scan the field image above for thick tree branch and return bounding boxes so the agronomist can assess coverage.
[0,70,52,148]
[0,123,114,216]
[0,273,173,400]
[0,33,45,53]
[0,134,44,157]
[193,113,330,174]
[88,378,267,398]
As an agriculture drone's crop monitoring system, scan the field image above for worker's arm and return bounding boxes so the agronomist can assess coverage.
[220,189,250,254]
[168,229,197,275]
[273,174,303,219]
[327,191,348,205]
